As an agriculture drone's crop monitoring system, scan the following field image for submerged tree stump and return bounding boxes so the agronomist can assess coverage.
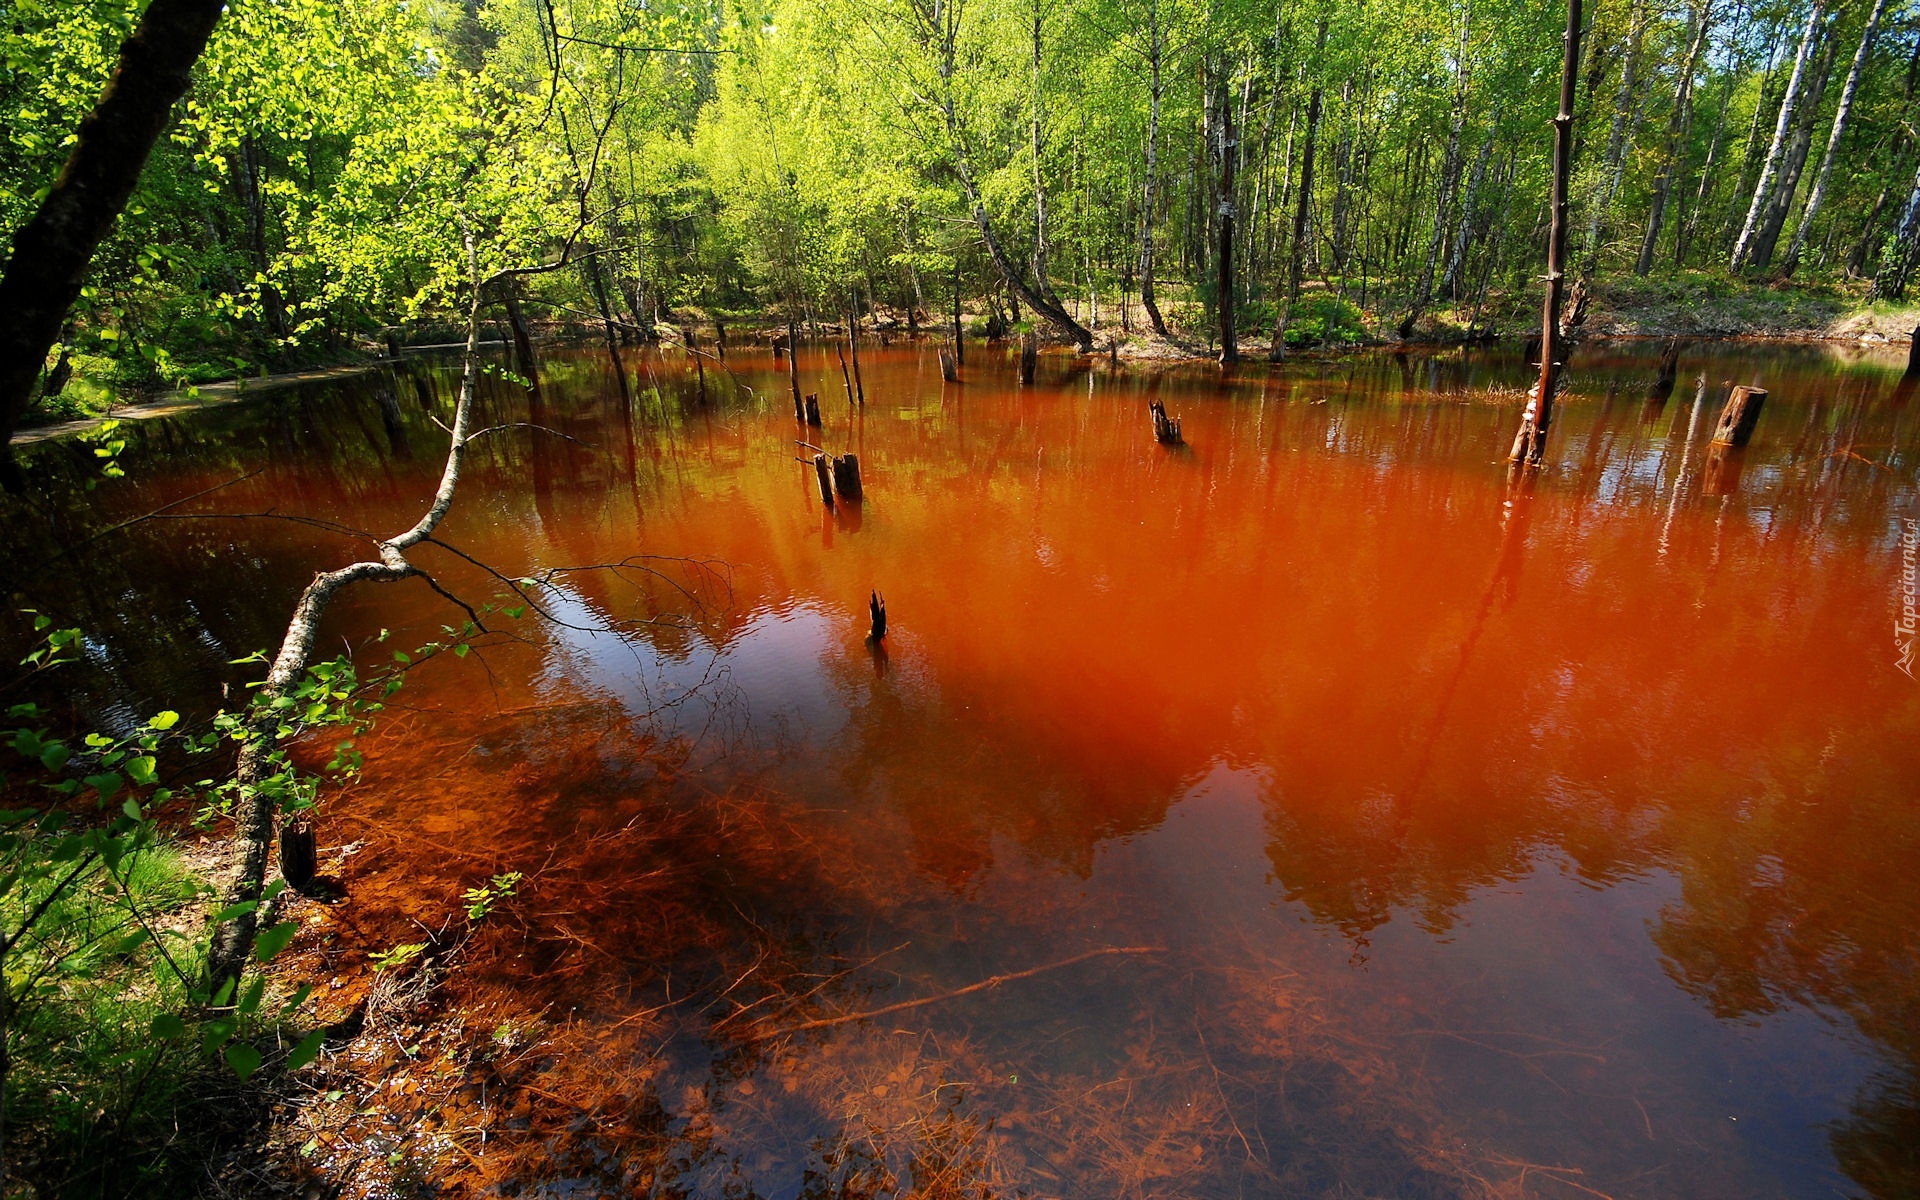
[939,347,958,382]
[1709,384,1766,447]
[1150,399,1183,445]
[1907,324,1919,378]
[813,453,835,508]
[280,820,316,891]
[868,590,887,640]
[1019,334,1038,385]
[837,343,856,408]
[847,315,866,405]
[804,393,822,427]
[1648,340,1681,401]
[1702,442,1745,497]
[832,453,863,500]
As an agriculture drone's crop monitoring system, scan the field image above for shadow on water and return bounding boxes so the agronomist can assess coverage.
[3,337,1918,1197]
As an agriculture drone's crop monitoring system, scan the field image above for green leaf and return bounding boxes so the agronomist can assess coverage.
[126,755,158,785]
[254,920,299,962]
[150,1012,187,1039]
[211,899,259,923]
[85,772,123,802]
[225,1042,262,1081]
[453,644,469,658]
[148,710,180,731]
[285,1029,327,1071]
[39,743,69,772]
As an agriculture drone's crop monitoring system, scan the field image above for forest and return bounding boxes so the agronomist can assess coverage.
[5,0,1920,439]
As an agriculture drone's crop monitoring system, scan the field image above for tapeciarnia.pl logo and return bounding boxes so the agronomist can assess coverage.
[1899,518,1919,679]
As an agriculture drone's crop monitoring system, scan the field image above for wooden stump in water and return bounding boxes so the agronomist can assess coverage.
[280,820,317,891]
[1110,339,1120,367]
[1702,442,1746,497]
[804,393,822,427]
[939,347,958,382]
[385,329,402,360]
[813,453,835,508]
[715,318,727,355]
[1907,324,1920,378]
[832,453,863,500]
[1150,399,1183,445]
[1523,332,1543,367]
[868,590,887,640]
[1019,334,1038,385]
[1710,384,1766,447]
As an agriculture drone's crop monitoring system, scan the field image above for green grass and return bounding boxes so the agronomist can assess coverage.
[2,842,229,1198]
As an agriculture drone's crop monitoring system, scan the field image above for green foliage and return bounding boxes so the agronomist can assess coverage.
[5,0,1915,397]
[0,613,393,1189]
[462,871,523,922]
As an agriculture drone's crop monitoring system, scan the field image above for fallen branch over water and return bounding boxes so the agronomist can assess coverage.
[738,945,1165,1042]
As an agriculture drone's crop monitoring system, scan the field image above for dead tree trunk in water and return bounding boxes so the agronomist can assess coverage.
[0,0,230,491]
[1510,0,1585,468]
[952,263,965,365]
[504,294,541,395]
[787,320,804,418]
[846,313,866,404]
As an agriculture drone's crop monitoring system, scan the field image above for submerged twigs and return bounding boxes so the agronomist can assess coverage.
[463,421,600,451]
[735,946,1164,1042]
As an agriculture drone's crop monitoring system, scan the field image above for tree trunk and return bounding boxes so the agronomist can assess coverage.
[1584,0,1651,271]
[1784,0,1887,274]
[1873,161,1920,300]
[1402,12,1468,337]
[1443,110,1500,297]
[1732,0,1827,271]
[1030,1,1062,308]
[1637,1,1717,275]
[583,250,632,405]
[1272,22,1329,362]
[236,135,288,340]
[1213,56,1239,364]
[1846,187,1889,275]
[207,233,494,993]
[931,7,1092,350]
[1750,26,1836,269]
[0,0,231,491]
[1511,0,1584,467]
[503,294,541,394]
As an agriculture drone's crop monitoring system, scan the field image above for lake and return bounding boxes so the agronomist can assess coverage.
[6,334,1917,1198]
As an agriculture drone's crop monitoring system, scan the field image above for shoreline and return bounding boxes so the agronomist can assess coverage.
[13,322,1915,451]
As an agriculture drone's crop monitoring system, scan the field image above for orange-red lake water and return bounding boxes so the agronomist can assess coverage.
[7,337,1918,1197]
